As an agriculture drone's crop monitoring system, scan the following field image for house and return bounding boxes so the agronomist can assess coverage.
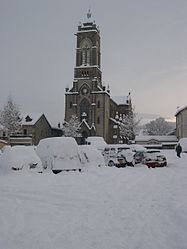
[135,135,178,149]
[20,113,52,145]
[175,106,187,139]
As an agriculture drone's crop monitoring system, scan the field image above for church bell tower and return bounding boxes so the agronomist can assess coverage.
[65,10,111,142]
[74,9,102,83]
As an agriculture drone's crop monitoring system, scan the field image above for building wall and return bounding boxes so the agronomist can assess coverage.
[22,115,51,145]
[176,108,187,139]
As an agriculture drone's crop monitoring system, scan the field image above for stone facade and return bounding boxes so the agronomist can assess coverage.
[175,106,187,139]
[65,13,132,144]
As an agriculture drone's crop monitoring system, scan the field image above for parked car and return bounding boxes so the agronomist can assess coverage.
[36,137,83,174]
[133,151,146,164]
[120,149,135,166]
[78,145,105,168]
[107,154,126,167]
[144,150,167,168]
[103,144,134,167]
[130,145,147,164]
[0,145,43,172]
[85,136,107,152]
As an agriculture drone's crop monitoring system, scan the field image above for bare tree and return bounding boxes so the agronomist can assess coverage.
[0,96,22,136]
[62,115,81,137]
[144,117,173,135]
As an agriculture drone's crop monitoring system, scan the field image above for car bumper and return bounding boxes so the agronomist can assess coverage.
[146,161,167,168]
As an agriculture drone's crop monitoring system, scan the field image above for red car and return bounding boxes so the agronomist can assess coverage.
[144,150,167,168]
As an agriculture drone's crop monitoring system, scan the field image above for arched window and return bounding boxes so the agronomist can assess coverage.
[80,38,92,66]
[80,98,90,122]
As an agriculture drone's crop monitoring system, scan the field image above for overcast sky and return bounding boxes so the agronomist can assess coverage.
[0,0,186,125]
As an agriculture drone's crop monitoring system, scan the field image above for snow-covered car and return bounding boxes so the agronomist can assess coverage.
[119,149,135,166]
[0,145,43,172]
[78,145,105,168]
[103,144,134,167]
[85,136,107,152]
[36,137,83,174]
[130,145,147,164]
[144,150,167,168]
[133,151,146,164]
[106,154,126,167]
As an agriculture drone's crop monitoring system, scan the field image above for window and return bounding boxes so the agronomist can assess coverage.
[97,117,100,124]
[82,50,86,65]
[80,38,92,66]
[87,49,90,65]
[70,101,73,108]
[97,101,100,108]
[23,129,27,135]
[80,99,90,122]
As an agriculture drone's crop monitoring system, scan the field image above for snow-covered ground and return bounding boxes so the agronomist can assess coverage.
[0,150,187,249]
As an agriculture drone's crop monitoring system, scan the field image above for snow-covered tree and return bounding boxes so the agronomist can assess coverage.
[144,117,173,135]
[0,96,22,136]
[62,115,81,137]
[119,110,140,143]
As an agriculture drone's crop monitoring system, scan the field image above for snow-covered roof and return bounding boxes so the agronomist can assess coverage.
[135,135,178,142]
[22,113,43,126]
[175,105,187,116]
[109,117,120,125]
[75,65,101,70]
[112,96,129,105]
[80,119,96,131]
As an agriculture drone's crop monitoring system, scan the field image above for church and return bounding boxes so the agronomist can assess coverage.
[65,11,132,144]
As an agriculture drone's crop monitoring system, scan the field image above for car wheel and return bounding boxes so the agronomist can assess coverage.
[108,161,115,167]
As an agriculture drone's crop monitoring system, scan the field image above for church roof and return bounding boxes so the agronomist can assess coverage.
[112,96,130,105]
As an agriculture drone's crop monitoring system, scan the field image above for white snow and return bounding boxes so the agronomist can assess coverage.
[0,149,187,249]
[135,135,178,142]
[112,95,129,105]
